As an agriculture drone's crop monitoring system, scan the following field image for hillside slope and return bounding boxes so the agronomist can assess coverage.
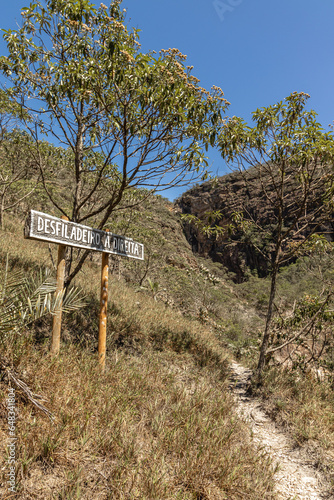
[0,212,279,499]
[0,186,333,497]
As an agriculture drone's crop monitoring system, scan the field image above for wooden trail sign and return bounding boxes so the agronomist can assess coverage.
[98,230,109,371]
[24,210,144,261]
[50,216,68,356]
[24,210,144,370]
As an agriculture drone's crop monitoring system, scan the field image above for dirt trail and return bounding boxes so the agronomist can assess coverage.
[229,361,331,500]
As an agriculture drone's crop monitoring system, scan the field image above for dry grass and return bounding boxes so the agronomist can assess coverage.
[0,344,277,499]
[252,367,334,492]
[0,216,277,499]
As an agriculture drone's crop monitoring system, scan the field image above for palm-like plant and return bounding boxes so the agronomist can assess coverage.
[0,254,85,337]
[0,254,85,420]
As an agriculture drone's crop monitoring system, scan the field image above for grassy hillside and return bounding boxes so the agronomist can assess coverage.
[0,188,333,497]
[0,210,278,499]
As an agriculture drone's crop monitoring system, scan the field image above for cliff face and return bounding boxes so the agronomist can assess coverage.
[176,167,333,282]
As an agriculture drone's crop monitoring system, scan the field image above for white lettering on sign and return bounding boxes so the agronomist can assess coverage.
[38,217,44,231]
[24,210,144,260]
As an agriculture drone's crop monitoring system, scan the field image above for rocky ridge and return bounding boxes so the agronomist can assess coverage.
[177,166,333,282]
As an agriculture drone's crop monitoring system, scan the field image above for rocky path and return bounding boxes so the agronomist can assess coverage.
[229,361,331,500]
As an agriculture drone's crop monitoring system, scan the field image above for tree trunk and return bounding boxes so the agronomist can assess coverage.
[64,247,73,289]
[257,259,279,375]
[0,195,4,230]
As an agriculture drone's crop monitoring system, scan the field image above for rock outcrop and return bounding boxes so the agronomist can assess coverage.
[176,166,333,282]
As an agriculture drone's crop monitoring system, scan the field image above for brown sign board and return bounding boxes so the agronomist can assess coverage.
[24,210,144,260]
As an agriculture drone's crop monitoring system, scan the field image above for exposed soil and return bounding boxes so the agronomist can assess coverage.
[229,361,332,500]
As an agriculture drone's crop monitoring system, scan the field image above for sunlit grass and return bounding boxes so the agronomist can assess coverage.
[0,215,277,498]
[252,366,334,492]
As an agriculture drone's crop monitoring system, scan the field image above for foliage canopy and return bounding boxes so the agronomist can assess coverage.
[218,92,334,373]
[0,0,229,282]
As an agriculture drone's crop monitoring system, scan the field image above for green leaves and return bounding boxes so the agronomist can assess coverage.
[108,40,115,58]
[0,0,230,284]
[216,92,334,373]
[0,255,85,337]
[181,210,226,240]
[219,92,334,171]
[1,0,228,159]
[49,0,97,22]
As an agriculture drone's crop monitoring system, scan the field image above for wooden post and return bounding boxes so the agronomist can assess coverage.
[50,216,68,356]
[98,229,109,371]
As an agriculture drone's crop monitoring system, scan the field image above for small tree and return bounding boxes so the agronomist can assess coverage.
[0,89,25,134]
[218,92,334,375]
[0,0,228,285]
[0,91,38,229]
[0,130,40,229]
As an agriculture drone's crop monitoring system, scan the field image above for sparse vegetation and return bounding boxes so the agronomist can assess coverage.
[0,211,279,499]
[0,2,333,497]
[0,0,229,286]
[1,172,332,496]
[251,366,334,488]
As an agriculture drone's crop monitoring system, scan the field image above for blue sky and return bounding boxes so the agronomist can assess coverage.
[1,0,334,200]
